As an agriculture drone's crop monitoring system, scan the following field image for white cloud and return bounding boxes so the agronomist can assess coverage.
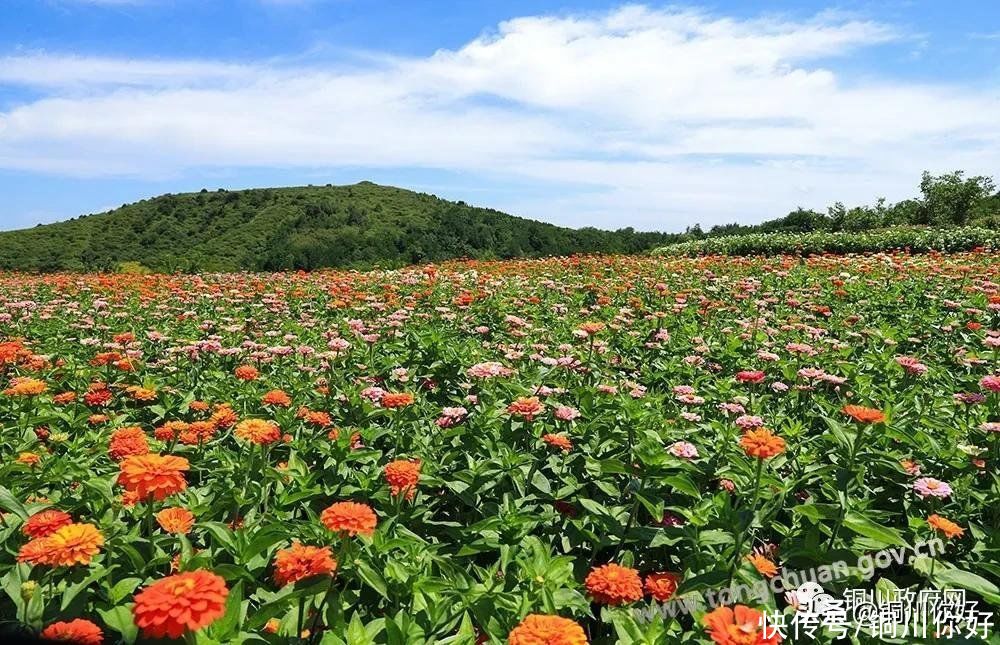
[0,4,997,230]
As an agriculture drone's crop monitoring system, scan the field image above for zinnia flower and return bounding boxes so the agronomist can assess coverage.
[979,375,1000,393]
[644,572,681,602]
[927,514,964,539]
[234,419,282,445]
[17,452,41,466]
[234,365,259,381]
[736,370,766,384]
[668,441,699,459]
[273,542,337,587]
[703,605,781,644]
[541,433,573,452]
[22,509,73,539]
[262,390,292,407]
[739,429,786,459]
[108,426,150,461]
[117,454,189,501]
[913,477,952,499]
[746,553,779,578]
[320,501,377,537]
[584,563,643,605]
[3,377,47,397]
[384,460,422,500]
[841,405,885,424]
[156,507,195,534]
[133,570,229,639]
[507,396,545,421]
[41,619,104,644]
[18,523,104,567]
[508,614,588,645]
[380,392,415,409]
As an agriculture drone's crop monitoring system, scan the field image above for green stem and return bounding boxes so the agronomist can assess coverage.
[730,458,764,580]
[828,423,867,548]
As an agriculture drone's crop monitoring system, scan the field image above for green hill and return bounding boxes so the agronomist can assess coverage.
[0,182,675,272]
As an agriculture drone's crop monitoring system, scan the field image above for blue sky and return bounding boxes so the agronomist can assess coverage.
[1,0,997,232]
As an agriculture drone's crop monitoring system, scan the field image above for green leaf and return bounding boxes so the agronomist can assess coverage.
[208,579,244,640]
[355,560,389,599]
[933,568,1000,606]
[346,612,374,645]
[663,474,700,498]
[109,577,143,604]
[842,512,907,547]
[0,486,28,521]
[99,604,139,644]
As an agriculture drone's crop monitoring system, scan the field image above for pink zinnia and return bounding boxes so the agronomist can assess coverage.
[668,441,699,459]
[895,356,928,376]
[736,370,765,384]
[735,415,765,429]
[913,477,952,499]
[981,422,1000,433]
[980,375,1000,393]
[554,406,580,421]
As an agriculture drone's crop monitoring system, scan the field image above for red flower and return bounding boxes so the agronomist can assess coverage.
[22,509,73,539]
[133,570,229,639]
[41,619,104,644]
[273,542,337,587]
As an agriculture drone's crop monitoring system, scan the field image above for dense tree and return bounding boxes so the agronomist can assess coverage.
[0,182,680,272]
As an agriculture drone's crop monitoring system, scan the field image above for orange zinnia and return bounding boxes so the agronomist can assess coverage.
[739,429,786,459]
[644,572,681,602]
[210,404,238,429]
[154,420,189,442]
[320,501,377,538]
[273,542,337,587]
[41,619,105,644]
[384,459,422,500]
[17,452,41,466]
[234,365,259,381]
[507,396,545,421]
[133,570,229,639]
[381,392,415,409]
[18,522,104,567]
[541,433,573,452]
[841,405,886,424]
[3,377,47,397]
[117,454,189,501]
[262,389,292,407]
[181,421,217,445]
[927,514,964,539]
[584,563,644,605]
[156,507,195,534]
[108,426,150,461]
[234,419,282,445]
[746,553,779,578]
[22,509,73,539]
[703,604,782,644]
[508,614,588,645]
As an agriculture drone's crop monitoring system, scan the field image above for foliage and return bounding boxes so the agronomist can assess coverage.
[654,226,1000,257]
[0,182,675,273]
[1,252,998,643]
[683,171,999,241]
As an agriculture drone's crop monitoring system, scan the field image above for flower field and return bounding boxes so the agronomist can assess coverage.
[1,252,999,644]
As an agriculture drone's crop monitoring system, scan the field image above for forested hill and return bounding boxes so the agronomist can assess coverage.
[0,182,675,272]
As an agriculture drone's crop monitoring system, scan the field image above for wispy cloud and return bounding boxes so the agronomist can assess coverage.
[0,5,997,229]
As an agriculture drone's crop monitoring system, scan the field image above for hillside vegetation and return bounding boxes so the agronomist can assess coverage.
[655,226,1000,257]
[654,170,999,256]
[0,182,673,272]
